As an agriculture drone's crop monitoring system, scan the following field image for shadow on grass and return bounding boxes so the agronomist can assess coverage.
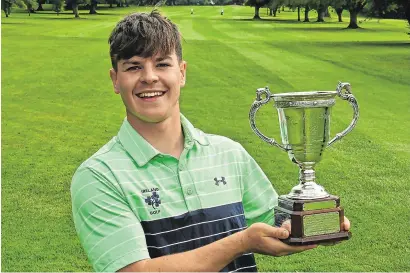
[266,40,409,85]
[284,26,346,31]
[269,25,397,32]
[12,10,125,17]
[226,18,301,24]
[88,12,128,16]
[310,40,410,47]
[303,47,409,85]
[38,16,88,20]
[90,6,131,10]
[225,18,346,25]
[351,41,410,47]
[1,21,31,24]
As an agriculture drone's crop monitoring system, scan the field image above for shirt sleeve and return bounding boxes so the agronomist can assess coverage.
[239,146,279,227]
[71,166,150,272]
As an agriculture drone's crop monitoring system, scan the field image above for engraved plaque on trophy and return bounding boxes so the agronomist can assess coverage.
[249,82,359,245]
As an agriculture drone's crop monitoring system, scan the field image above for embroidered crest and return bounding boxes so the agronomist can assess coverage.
[144,191,161,210]
[214,177,227,186]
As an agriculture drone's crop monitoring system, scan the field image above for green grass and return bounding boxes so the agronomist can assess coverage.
[2,5,410,272]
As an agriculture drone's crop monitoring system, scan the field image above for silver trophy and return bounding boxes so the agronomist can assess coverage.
[249,82,359,245]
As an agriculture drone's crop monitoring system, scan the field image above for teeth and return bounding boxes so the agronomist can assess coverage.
[138,92,164,98]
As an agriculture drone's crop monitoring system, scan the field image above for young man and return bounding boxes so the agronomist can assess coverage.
[71,11,349,272]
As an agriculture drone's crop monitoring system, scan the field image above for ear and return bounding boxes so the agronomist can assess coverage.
[110,68,120,94]
[179,61,187,87]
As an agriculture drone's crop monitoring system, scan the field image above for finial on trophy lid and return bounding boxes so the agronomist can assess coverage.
[249,81,359,245]
[255,86,272,102]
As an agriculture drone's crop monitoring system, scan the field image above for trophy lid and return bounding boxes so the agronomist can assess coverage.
[273,91,337,101]
[272,91,337,108]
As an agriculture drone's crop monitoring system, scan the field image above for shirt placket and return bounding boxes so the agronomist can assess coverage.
[178,140,201,212]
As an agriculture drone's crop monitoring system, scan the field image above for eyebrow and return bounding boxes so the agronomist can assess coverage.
[122,60,141,66]
[155,56,172,62]
[122,55,172,65]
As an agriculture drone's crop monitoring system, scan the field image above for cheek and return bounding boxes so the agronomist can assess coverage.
[119,79,136,94]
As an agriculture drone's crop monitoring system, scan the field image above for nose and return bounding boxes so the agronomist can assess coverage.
[140,65,159,84]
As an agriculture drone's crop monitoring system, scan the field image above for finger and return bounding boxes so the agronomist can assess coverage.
[269,227,290,239]
[281,220,291,234]
[319,241,341,247]
[343,216,351,231]
[291,244,318,252]
[283,244,318,255]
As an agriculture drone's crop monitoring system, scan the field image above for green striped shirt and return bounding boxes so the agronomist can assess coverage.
[71,114,278,272]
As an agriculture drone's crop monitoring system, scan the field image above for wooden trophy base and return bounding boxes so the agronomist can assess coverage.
[274,195,352,245]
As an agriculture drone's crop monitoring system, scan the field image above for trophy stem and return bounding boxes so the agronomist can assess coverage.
[299,168,316,184]
[287,167,330,200]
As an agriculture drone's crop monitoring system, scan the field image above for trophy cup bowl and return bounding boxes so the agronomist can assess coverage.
[249,82,359,245]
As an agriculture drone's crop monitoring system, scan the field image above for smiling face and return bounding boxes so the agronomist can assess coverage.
[110,51,186,124]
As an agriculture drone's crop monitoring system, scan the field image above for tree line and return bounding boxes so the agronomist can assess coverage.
[2,0,409,32]
[247,0,409,29]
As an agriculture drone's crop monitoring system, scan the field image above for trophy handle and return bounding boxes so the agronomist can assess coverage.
[249,87,288,152]
[328,82,359,147]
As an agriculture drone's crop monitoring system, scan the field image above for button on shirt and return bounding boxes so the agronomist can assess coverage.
[71,114,278,272]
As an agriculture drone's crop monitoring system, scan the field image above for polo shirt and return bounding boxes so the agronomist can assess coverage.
[71,114,278,272]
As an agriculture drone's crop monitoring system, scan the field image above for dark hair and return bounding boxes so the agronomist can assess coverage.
[108,10,182,71]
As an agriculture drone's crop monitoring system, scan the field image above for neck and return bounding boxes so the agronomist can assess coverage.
[127,112,184,159]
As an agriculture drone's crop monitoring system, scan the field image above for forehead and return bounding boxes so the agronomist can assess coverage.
[120,51,178,64]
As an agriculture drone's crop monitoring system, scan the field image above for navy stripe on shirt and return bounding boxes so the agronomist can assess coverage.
[140,202,257,272]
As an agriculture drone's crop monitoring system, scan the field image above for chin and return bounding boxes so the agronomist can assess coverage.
[136,112,171,124]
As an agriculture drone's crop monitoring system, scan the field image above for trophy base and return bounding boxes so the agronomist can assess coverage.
[274,195,352,246]
[281,231,352,245]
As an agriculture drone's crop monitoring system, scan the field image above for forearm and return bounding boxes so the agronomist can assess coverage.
[119,230,248,272]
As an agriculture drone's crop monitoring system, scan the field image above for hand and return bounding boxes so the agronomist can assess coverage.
[342,216,351,231]
[322,216,352,246]
[282,216,351,247]
[282,216,351,232]
[241,223,317,256]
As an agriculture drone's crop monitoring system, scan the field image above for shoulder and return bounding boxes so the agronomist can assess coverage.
[71,136,128,193]
[197,128,239,147]
[76,136,124,170]
[198,129,251,159]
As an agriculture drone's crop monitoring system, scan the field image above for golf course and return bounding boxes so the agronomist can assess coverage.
[2,5,410,271]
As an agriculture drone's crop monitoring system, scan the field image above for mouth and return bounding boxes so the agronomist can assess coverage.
[135,91,167,100]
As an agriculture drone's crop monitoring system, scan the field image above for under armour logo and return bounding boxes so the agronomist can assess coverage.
[214,177,227,186]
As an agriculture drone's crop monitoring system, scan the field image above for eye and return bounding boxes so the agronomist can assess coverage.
[157,63,171,68]
[126,66,142,71]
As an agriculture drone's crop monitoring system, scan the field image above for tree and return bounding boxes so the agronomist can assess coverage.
[2,0,12,17]
[368,0,410,33]
[268,0,284,16]
[36,0,44,10]
[284,0,309,21]
[331,0,346,22]
[310,0,331,22]
[89,0,98,13]
[17,0,38,15]
[304,3,311,21]
[65,0,89,17]
[246,0,271,19]
[372,0,409,22]
[52,0,64,14]
[345,0,367,28]
[72,0,81,17]
[402,0,410,27]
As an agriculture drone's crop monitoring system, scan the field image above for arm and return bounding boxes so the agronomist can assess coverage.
[119,223,316,272]
[71,167,150,272]
[239,146,279,226]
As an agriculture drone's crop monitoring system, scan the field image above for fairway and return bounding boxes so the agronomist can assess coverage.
[2,5,410,272]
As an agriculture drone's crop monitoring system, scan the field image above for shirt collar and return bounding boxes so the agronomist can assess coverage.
[180,114,209,147]
[118,114,209,167]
